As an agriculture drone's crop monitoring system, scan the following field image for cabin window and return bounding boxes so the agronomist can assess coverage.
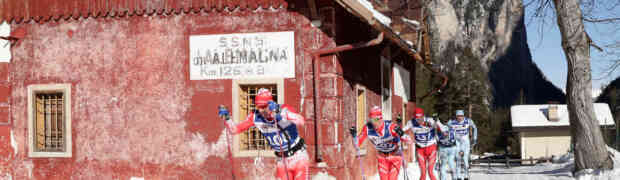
[28,84,72,158]
[232,79,284,157]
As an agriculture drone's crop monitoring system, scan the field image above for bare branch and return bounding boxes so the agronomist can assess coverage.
[592,43,604,52]
[584,17,620,23]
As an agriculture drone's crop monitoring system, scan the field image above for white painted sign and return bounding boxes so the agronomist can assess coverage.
[0,21,10,62]
[189,31,295,80]
[394,64,411,101]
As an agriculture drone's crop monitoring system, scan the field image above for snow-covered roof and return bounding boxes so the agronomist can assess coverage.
[511,103,615,128]
[335,0,421,55]
[355,0,392,26]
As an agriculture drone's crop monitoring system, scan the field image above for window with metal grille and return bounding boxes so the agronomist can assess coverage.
[238,85,278,151]
[356,88,366,135]
[34,93,66,152]
[28,84,72,158]
[356,87,367,152]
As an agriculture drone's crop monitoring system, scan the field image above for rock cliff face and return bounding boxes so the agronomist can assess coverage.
[426,0,565,108]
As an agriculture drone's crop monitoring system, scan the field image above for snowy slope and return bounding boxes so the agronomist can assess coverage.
[470,162,573,180]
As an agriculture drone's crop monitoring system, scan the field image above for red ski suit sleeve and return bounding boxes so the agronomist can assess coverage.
[225,104,305,135]
[357,125,368,147]
[225,113,255,135]
[280,105,305,127]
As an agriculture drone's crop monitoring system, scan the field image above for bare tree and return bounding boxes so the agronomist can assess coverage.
[551,0,613,171]
[581,1,620,77]
[526,0,620,78]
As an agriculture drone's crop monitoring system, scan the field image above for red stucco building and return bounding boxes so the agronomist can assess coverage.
[0,0,434,179]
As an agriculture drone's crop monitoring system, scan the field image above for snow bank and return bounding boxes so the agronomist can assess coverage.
[574,146,620,180]
[468,146,618,180]
[359,147,619,180]
[553,152,573,164]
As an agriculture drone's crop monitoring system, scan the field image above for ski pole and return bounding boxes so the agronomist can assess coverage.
[399,140,409,180]
[219,105,237,180]
[396,114,408,180]
[272,103,291,180]
[350,127,366,180]
[276,129,291,180]
[459,151,465,180]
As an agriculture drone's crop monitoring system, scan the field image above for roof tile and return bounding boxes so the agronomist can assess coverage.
[1,0,287,23]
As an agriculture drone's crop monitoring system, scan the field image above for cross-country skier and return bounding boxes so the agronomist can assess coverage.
[447,110,477,180]
[403,107,442,180]
[219,88,308,180]
[349,106,406,180]
[437,118,457,180]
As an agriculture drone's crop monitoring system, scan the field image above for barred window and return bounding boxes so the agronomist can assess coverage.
[28,84,72,158]
[232,79,284,157]
[35,93,65,152]
[356,88,366,135]
[239,85,278,151]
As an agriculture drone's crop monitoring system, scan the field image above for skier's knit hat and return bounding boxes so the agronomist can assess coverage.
[369,106,382,119]
[456,110,465,116]
[255,88,273,108]
[415,107,424,119]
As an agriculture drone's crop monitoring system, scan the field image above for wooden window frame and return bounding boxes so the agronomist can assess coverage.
[27,84,72,158]
[232,79,284,157]
[356,85,368,155]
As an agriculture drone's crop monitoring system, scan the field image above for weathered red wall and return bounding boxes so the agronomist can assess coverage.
[2,9,338,179]
[0,7,418,180]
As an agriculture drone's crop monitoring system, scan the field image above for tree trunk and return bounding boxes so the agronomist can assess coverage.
[552,0,613,171]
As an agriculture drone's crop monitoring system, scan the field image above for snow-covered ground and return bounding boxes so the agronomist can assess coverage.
[574,146,620,180]
[469,162,573,180]
[365,146,620,180]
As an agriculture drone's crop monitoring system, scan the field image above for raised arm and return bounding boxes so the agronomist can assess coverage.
[403,119,416,144]
[224,112,255,135]
[280,105,305,126]
[356,125,369,147]
[389,123,408,143]
[435,120,448,132]
[402,119,413,132]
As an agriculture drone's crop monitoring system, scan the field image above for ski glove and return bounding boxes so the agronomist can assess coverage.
[267,101,283,122]
[218,105,230,120]
[268,101,280,113]
[349,127,357,137]
[366,121,375,130]
[394,126,404,137]
[274,113,283,122]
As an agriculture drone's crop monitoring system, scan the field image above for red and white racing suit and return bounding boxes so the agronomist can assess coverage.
[357,120,403,180]
[226,105,308,180]
[404,118,445,180]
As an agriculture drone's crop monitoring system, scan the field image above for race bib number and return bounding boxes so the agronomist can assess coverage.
[377,143,390,149]
[415,134,428,142]
[265,134,289,146]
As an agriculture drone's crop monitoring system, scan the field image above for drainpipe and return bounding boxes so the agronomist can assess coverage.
[0,36,19,47]
[309,32,384,162]
[373,22,448,101]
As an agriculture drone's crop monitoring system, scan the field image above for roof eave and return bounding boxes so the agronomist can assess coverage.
[334,0,418,55]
